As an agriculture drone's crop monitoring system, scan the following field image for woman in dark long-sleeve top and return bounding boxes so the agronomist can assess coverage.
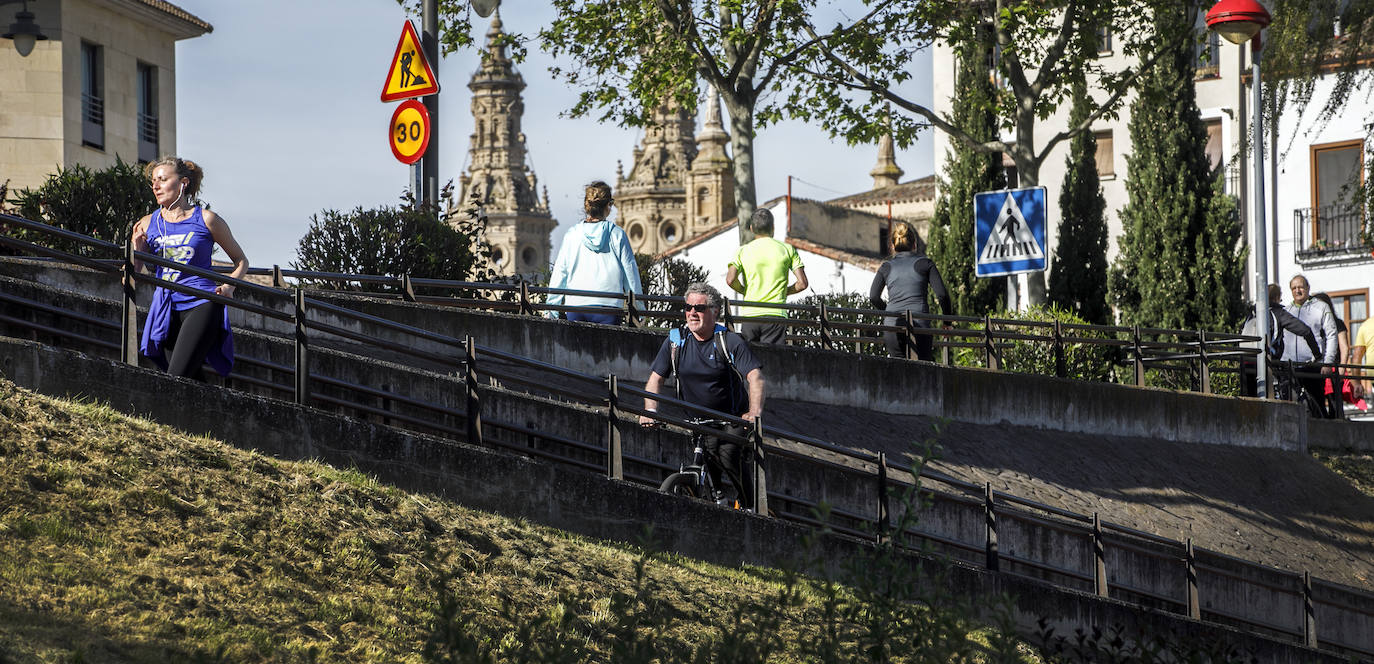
[868,221,952,361]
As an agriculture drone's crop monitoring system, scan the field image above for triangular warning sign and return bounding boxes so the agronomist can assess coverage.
[381,21,439,102]
[979,193,1046,263]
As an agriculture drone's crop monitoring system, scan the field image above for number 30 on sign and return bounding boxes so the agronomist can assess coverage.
[389,99,431,165]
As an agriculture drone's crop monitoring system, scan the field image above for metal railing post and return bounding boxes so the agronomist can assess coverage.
[1054,319,1067,378]
[1198,330,1211,394]
[818,303,834,349]
[904,311,917,361]
[1304,571,1317,647]
[1186,538,1200,619]
[876,452,890,543]
[751,416,767,515]
[403,274,417,302]
[985,483,999,572]
[294,287,309,405]
[518,281,533,316]
[1093,512,1108,597]
[624,290,640,328]
[1133,325,1146,387]
[120,240,139,365]
[465,335,484,446]
[271,264,286,289]
[984,315,1000,371]
[606,375,623,480]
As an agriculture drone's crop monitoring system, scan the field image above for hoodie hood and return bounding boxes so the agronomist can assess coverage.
[576,219,615,252]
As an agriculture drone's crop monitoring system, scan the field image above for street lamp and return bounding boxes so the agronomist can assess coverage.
[1207,0,1271,398]
[2,0,47,57]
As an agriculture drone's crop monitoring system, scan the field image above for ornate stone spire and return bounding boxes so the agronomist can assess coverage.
[870,114,904,189]
[458,12,556,278]
[613,100,697,254]
[692,85,729,166]
[686,84,735,238]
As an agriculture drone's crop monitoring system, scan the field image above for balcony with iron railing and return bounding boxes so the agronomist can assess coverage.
[138,112,159,163]
[1293,204,1372,264]
[81,92,104,149]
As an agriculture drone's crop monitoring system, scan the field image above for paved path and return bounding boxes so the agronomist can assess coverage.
[765,397,1374,590]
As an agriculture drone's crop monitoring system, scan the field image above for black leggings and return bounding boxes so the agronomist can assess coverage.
[700,422,755,510]
[165,303,223,380]
[884,315,934,361]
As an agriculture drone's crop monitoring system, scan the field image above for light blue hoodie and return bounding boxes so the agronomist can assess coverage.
[546,219,643,310]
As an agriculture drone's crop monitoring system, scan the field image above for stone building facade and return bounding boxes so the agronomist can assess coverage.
[456,13,556,279]
[614,89,735,256]
[0,0,210,194]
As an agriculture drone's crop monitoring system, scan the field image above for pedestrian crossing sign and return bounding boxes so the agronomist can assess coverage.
[973,187,1047,277]
[381,20,440,102]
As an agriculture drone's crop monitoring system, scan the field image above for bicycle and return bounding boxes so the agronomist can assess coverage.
[659,418,752,510]
[1270,359,1327,418]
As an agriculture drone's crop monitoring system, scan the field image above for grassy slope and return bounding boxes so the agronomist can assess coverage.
[0,378,1020,663]
[1313,449,1374,499]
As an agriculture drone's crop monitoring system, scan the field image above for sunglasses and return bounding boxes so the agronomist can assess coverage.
[683,304,714,313]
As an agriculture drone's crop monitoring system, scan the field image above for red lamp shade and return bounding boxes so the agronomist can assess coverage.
[1205,0,1272,44]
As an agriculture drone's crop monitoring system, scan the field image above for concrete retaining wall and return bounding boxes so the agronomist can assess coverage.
[4,258,1359,452]
[0,336,1356,663]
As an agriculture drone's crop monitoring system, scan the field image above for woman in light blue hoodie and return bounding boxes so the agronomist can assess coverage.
[546,181,643,325]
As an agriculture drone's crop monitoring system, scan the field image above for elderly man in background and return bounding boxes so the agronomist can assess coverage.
[1285,274,1339,417]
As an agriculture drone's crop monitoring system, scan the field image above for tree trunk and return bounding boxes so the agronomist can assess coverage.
[1014,107,1047,308]
[723,93,758,244]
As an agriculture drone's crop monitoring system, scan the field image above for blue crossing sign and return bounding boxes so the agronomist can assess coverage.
[973,187,1047,277]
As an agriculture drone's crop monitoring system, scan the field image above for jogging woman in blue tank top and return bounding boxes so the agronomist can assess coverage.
[131,157,249,379]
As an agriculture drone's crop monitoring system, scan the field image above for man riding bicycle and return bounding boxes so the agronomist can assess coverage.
[639,283,765,510]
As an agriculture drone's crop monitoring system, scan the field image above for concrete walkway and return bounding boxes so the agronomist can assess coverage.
[765,397,1374,590]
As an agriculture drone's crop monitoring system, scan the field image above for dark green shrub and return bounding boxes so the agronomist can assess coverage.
[4,157,155,258]
[953,306,1117,382]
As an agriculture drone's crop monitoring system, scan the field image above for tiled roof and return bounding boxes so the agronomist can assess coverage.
[825,175,936,208]
[785,237,884,271]
[138,0,213,33]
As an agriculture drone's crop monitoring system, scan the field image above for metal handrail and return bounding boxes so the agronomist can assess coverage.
[3,215,1372,656]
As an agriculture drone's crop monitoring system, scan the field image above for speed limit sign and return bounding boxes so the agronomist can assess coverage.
[389,99,431,165]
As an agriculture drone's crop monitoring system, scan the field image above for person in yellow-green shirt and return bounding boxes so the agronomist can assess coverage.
[726,209,808,345]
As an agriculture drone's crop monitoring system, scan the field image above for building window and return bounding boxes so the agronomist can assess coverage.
[521,245,537,267]
[1002,152,1017,187]
[1328,289,1367,343]
[1309,139,1364,248]
[1204,119,1224,176]
[661,223,679,244]
[1096,27,1113,55]
[1094,131,1114,178]
[82,42,105,149]
[137,63,159,163]
[1195,28,1220,78]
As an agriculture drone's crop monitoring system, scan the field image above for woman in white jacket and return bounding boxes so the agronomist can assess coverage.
[546,181,643,325]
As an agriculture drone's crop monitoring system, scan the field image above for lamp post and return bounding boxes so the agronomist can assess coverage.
[2,0,47,57]
[1207,0,1271,398]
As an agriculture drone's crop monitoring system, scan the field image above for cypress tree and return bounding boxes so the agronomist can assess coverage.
[1048,78,1111,324]
[1108,3,1245,331]
[927,34,1006,316]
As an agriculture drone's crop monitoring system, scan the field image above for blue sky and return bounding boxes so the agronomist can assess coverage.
[172,1,932,269]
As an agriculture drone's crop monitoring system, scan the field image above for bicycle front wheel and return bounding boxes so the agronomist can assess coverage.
[660,472,703,499]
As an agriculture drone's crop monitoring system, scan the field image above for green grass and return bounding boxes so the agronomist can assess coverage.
[1314,449,1374,497]
[0,377,1036,663]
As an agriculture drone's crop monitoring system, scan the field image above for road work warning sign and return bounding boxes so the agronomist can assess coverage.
[973,187,1047,277]
[381,21,439,102]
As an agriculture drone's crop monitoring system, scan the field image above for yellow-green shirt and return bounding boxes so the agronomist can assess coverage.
[729,237,803,318]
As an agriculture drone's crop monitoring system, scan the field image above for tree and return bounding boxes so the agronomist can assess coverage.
[3,157,155,257]
[790,0,1201,305]
[293,188,492,292]
[1108,3,1245,332]
[1047,78,1110,325]
[533,0,922,244]
[636,253,708,311]
[926,36,1006,317]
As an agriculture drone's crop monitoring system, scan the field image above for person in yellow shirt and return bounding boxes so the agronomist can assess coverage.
[726,209,808,345]
[1354,319,1374,399]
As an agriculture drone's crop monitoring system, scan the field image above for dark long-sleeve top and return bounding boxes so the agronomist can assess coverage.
[868,252,952,317]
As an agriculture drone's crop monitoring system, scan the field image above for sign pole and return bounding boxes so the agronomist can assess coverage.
[422,0,439,209]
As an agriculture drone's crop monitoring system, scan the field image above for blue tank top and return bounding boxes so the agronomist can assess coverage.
[146,206,216,311]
